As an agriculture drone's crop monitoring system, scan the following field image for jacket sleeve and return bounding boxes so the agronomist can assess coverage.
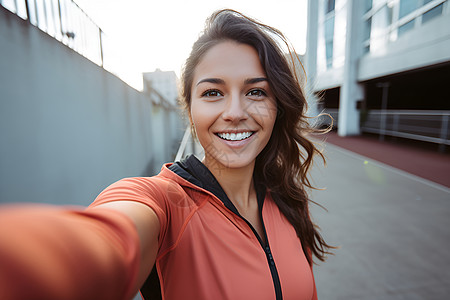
[90,177,170,247]
[0,204,140,300]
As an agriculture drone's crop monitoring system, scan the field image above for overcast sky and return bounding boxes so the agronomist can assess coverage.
[72,0,308,89]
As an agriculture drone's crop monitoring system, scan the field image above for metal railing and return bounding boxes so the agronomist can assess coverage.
[175,127,204,161]
[1,0,104,66]
[321,109,449,151]
[361,110,450,150]
[1,0,143,89]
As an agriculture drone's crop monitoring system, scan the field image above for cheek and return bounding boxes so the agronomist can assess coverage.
[250,100,278,131]
[190,101,216,137]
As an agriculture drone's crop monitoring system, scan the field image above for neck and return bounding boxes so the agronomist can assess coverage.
[203,155,256,209]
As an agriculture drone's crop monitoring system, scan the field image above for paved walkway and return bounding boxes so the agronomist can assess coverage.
[320,132,450,187]
[310,134,450,299]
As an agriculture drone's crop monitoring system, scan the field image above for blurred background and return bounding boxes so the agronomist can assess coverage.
[0,0,449,299]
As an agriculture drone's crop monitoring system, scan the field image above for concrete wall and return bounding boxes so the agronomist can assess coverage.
[315,66,344,91]
[0,7,184,206]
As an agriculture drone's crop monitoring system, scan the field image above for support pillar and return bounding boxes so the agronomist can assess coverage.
[338,0,364,136]
[305,0,319,118]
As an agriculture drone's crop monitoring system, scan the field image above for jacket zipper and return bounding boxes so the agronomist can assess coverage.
[240,217,283,300]
[205,190,283,300]
[171,175,283,300]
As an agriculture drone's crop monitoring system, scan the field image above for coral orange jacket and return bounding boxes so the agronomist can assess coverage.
[0,157,317,300]
[92,157,318,300]
[0,205,140,300]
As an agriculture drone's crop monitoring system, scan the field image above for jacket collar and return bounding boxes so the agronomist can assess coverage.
[162,154,266,217]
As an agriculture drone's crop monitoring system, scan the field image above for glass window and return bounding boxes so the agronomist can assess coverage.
[399,0,419,18]
[398,19,415,36]
[364,0,373,13]
[326,0,335,14]
[363,18,372,41]
[324,13,334,70]
[326,41,333,69]
[324,16,335,41]
[387,4,394,25]
[422,3,443,23]
[423,0,434,5]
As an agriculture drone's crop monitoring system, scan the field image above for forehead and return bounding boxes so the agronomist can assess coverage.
[192,41,266,84]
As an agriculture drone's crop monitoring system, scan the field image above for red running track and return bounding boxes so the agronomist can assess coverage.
[315,131,450,188]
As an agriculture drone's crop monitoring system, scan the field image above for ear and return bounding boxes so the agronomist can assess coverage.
[187,109,197,139]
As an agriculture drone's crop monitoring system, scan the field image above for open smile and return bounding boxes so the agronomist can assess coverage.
[215,131,255,141]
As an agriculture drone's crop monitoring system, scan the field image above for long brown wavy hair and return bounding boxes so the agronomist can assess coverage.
[180,9,333,264]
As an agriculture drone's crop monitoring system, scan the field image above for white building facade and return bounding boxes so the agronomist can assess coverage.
[143,69,179,106]
[306,0,450,149]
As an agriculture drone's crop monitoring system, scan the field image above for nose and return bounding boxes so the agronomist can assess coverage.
[221,92,248,123]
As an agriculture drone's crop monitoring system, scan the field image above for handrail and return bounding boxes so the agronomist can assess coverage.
[1,0,104,66]
[322,108,449,151]
[361,110,450,151]
[175,127,192,162]
[1,0,170,91]
[361,109,450,116]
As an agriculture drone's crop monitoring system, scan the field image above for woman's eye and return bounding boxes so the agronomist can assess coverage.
[202,90,222,97]
[247,89,267,97]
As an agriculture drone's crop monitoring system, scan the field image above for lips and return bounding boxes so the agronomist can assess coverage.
[215,131,255,141]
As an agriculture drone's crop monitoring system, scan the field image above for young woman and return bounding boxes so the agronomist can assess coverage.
[0,9,332,300]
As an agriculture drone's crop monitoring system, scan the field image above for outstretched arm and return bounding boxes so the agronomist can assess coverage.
[0,202,160,300]
[92,200,160,293]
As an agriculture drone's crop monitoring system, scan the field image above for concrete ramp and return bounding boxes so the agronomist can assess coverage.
[310,143,450,299]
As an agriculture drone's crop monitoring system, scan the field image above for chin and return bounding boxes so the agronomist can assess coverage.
[206,152,257,171]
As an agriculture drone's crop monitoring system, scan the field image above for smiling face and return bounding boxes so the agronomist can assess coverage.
[190,41,277,172]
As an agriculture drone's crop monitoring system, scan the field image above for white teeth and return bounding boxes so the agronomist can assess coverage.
[217,132,253,141]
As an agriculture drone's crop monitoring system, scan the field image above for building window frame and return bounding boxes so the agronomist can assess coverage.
[362,0,448,45]
[394,0,447,37]
[323,0,336,69]
[325,0,336,14]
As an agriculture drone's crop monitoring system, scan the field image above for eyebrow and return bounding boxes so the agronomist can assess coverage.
[196,77,268,86]
[244,77,268,85]
[196,78,225,86]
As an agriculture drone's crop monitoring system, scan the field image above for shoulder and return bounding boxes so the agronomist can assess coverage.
[91,175,183,207]
[100,176,170,194]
